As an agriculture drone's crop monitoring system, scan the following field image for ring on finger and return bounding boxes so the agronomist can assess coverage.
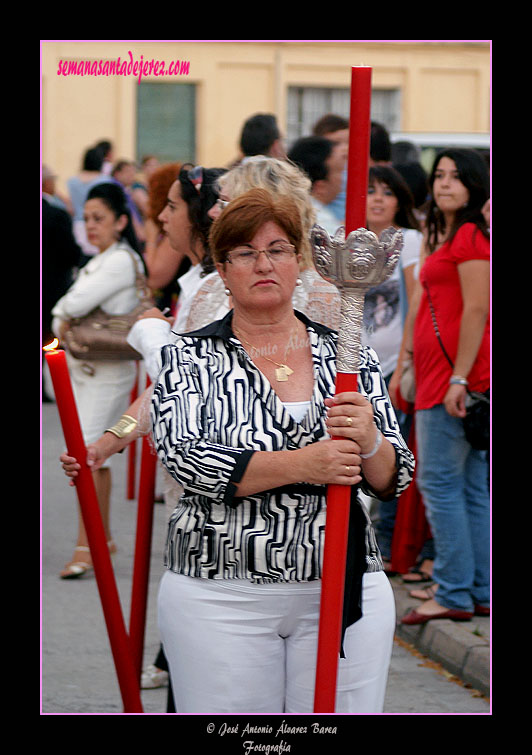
[346,465,351,474]
[345,417,353,426]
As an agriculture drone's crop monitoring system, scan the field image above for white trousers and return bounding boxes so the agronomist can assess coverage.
[157,570,395,714]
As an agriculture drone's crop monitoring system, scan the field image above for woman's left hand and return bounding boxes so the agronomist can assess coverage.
[325,391,378,456]
[443,383,467,418]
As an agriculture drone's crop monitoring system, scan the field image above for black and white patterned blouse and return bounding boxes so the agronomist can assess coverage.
[151,310,415,584]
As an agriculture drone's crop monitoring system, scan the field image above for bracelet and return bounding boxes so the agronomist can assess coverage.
[360,429,382,459]
[105,414,138,439]
[449,375,468,386]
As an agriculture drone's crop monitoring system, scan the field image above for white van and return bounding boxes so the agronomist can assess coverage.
[390,132,490,173]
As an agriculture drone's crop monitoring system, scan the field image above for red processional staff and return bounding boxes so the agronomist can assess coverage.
[44,341,144,713]
[311,67,402,712]
[129,379,157,681]
[126,366,139,500]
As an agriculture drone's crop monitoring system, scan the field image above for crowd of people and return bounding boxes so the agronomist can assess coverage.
[43,110,490,713]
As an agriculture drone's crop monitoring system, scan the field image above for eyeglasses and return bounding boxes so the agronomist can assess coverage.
[226,243,296,267]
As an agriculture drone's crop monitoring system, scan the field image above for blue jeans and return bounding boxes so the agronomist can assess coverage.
[415,404,490,611]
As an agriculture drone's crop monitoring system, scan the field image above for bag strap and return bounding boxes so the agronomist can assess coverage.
[423,281,489,404]
[399,265,408,327]
[118,244,151,302]
[423,281,455,369]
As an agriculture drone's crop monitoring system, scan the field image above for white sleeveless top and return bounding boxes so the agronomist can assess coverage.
[281,400,311,424]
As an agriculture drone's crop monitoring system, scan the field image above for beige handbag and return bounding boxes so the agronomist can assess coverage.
[64,248,154,361]
[399,354,416,403]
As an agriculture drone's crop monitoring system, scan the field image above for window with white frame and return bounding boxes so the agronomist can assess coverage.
[371,89,401,134]
[286,86,401,148]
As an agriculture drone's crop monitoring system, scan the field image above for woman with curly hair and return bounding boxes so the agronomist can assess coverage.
[187,156,341,332]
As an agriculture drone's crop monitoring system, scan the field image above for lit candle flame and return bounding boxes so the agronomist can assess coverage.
[43,338,59,352]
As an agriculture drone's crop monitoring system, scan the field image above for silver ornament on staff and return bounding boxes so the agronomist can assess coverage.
[311,224,403,372]
[310,223,403,712]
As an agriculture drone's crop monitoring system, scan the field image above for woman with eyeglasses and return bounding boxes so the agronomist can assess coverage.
[149,188,414,713]
[59,183,414,712]
[135,156,341,376]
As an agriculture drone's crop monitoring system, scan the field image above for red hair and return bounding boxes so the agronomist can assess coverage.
[147,162,182,228]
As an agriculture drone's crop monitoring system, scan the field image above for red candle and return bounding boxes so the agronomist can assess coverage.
[44,341,143,713]
[345,66,372,234]
[127,366,139,500]
[313,66,372,713]
[129,379,157,681]
[314,373,358,713]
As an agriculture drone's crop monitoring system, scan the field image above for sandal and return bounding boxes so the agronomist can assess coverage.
[409,583,438,601]
[59,540,117,580]
[60,546,93,579]
[141,664,169,689]
[401,560,434,584]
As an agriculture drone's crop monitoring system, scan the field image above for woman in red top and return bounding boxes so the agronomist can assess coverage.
[399,149,490,624]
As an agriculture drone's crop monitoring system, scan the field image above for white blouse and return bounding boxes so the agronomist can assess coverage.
[51,241,144,336]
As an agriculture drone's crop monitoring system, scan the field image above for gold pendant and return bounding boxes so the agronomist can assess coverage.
[275,364,293,382]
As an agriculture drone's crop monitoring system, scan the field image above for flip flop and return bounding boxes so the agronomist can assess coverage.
[409,583,438,600]
[402,565,433,583]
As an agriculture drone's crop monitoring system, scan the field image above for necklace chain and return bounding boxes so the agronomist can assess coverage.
[233,325,296,382]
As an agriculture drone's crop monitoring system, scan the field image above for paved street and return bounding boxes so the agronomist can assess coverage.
[41,397,490,716]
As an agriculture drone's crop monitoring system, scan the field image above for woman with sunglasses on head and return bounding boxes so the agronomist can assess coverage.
[150,188,414,713]
[126,165,228,376]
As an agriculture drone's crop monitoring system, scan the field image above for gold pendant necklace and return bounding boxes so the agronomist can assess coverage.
[233,326,295,382]
[274,364,294,382]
